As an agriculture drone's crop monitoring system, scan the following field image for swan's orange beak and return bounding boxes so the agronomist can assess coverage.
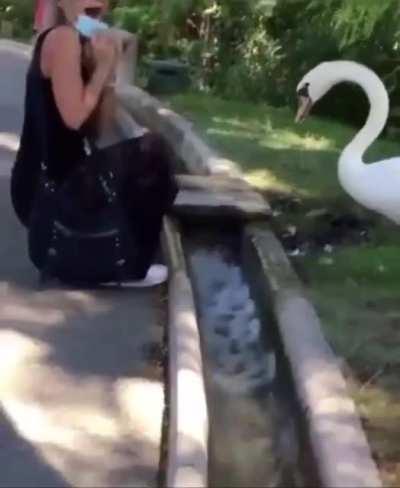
[295,95,313,123]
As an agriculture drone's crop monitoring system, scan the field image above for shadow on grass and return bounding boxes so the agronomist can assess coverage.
[169,93,400,204]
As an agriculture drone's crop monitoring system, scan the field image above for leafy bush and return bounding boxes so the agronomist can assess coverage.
[268,0,400,126]
[112,0,191,58]
[216,23,284,102]
[112,2,160,54]
[0,0,33,39]
[3,0,394,127]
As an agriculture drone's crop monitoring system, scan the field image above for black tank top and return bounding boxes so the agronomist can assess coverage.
[21,28,89,179]
[12,28,90,225]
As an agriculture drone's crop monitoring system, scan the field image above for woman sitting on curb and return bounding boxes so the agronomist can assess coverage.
[13,0,177,286]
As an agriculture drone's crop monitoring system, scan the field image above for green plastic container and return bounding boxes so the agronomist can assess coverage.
[146,59,191,95]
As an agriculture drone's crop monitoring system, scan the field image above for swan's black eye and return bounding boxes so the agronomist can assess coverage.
[297,83,310,97]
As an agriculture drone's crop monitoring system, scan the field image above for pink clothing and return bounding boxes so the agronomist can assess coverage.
[34,0,55,32]
[34,0,44,31]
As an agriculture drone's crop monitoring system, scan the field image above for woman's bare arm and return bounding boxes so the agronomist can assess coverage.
[43,26,115,130]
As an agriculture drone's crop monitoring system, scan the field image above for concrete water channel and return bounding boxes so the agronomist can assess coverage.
[0,39,382,488]
[183,222,303,487]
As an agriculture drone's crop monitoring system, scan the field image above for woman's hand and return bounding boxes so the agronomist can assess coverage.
[91,33,117,73]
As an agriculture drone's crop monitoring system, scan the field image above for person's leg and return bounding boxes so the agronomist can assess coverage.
[124,133,178,277]
[96,133,178,279]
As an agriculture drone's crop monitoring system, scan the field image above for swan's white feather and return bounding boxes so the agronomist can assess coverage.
[358,158,400,223]
[299,61,400,224]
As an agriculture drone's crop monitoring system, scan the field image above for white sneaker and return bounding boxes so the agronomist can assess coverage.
[102,265,168,288]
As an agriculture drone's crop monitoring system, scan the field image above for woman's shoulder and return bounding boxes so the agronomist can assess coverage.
[41,26,83,72]
[44,25,82,52]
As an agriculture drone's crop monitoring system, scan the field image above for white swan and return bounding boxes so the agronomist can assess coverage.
[296,60,400,224]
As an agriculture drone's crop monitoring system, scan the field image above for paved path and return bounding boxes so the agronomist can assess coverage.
[0,41,164,487]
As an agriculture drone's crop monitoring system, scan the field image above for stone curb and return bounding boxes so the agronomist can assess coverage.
[162,217,209,488]
[0,39,32,57]
[243,223,382,488]
[116,85,242,178]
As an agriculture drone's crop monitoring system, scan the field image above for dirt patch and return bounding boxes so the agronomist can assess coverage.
[270,194,372,255]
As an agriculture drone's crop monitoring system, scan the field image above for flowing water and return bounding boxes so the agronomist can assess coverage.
[183,222,306,487]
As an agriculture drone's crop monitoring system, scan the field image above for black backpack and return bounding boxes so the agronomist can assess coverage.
[28,151,138,285]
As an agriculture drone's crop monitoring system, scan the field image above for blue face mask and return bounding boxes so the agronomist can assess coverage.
[75,14,109,38]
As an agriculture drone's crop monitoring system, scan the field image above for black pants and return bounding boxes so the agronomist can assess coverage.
[102,133,178,277]
[87,133,178,278]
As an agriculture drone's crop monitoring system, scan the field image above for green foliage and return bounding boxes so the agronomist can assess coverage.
[110,0,400,126]
[5,0,400,126]
[262,0,400,124]
[215,28,283,101]
[314,0,398,48]
[139,0,400,124]
[112,2,160,53]
[0,0,32,39]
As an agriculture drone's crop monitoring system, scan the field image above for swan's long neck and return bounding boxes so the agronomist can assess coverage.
[339,63,389,165]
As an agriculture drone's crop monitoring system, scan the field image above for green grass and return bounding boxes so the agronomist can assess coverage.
[167,93,400,202]
[166,92,400,486]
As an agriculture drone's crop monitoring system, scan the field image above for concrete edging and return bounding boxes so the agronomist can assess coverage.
[243,223,382,488]
[161,217,209,488]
